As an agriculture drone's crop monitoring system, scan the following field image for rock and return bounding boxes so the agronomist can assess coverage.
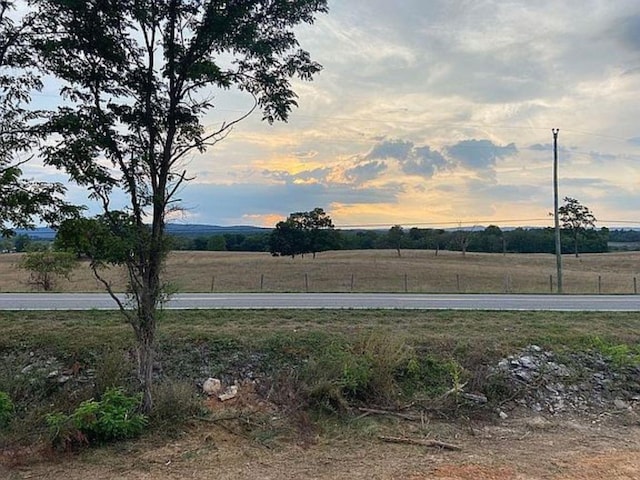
[20,365,34,375]
[202,377,223,396]
[462,393,488,404]
[519,356,537,369]
[498,410,508,420]
[57,375,71,384]
[524,416,552,430]
[613,399,629,410]
[515,370,534,382]
[218,385,238,402]
[47,370,59,379]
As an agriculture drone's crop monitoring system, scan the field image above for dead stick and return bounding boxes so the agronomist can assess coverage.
[378,435,462,451]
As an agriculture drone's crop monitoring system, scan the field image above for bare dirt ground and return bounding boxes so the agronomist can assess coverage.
[3,411,639,480]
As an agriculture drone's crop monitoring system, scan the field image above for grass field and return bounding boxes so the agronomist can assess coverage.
[2,309,639,357]
[1,249,640,294]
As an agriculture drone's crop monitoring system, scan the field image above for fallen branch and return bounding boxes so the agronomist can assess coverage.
[378,435,462,451]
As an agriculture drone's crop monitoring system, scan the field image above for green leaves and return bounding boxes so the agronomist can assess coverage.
[55,212,143,266]
[0,1,79,236]
[18,250,77,291]
[269,208,338,257]
[46,387,147,448]
[0,391,14,429]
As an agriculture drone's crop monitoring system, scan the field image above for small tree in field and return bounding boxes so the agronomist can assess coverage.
[19,250,77,291]
[31,0,328,412]
[387,225,404,257]
[558,197,596,257]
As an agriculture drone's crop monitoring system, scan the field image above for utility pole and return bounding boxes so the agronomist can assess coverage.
[552,128,563,294]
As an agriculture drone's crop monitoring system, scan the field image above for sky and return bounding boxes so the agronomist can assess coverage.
[27,0,640,229]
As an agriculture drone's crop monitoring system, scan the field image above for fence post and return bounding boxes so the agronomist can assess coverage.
[305,273,309,293]
[549,275,553,293]
[456,274,460,292]
[260,273,264,291]
[210,275,215,293]
[634,277,637,295]
[404,273,408,293]
[350,273,355,292]
[598,275,601,294]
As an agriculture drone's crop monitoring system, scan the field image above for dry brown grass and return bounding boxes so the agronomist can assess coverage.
[1,249,639,294]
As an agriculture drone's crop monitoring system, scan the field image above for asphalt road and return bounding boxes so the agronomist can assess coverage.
[1,293,639,311]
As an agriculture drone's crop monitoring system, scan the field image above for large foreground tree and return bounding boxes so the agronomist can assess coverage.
[0,0,74,236]
[35,0,328,411]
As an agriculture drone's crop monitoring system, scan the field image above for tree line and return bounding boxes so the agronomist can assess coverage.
[166,224,611,256]
[169,199,610,257]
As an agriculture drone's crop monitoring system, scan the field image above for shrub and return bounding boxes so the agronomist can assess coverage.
[351,331,415,404]
[0,391,14,428]
[46,387,147,449]
[93,349,135,396]
[18,250,77,291]
[148,379,202,432]
[300,331,419,412]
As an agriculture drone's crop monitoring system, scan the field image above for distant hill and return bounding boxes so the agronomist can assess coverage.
[165,224,270,237]
[14,224,271,240]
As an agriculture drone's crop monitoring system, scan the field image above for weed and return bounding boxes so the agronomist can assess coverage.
[148,379,203,433]
[46,387,147,450]
[300,331,421,411]
[481,370,517,405]
[587,336,640,367]
[351,330,415,404]
[0,391,14,428]
[93,349,135,396]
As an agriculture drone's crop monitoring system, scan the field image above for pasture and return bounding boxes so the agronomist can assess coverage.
[1,249,639,294]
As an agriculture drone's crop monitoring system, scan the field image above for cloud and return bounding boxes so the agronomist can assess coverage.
[561,177,610,188]
[262,167,331,184]
[366,139,413,161]
[400,146,448,177]
[344,160,388,182]
[613,14,640,51]
[628,137,640,147]
[363,139,449,178]
[527,144,552,152]
[587,151,617,163]
[446,140,517,170]
[179,182,404,225]
[292,150,319,159]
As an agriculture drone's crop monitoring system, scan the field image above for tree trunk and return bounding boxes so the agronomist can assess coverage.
[135,285,158,413]
[130,226,163,414]
[137,325,155,413]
